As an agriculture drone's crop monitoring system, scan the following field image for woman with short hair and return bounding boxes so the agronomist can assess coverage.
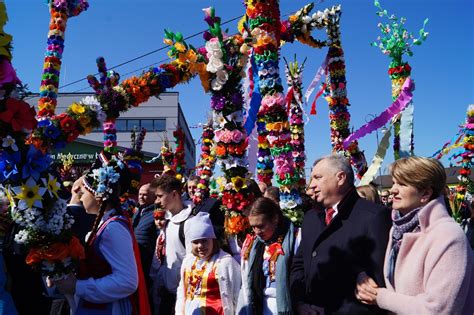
[356,156,474,314]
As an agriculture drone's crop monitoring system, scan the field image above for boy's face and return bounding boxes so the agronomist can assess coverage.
[155,188,177,211]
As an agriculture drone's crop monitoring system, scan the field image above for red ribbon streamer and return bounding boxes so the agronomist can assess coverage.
[310,83,326,115]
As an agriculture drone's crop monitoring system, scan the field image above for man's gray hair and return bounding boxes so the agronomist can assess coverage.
[312,154,355,185]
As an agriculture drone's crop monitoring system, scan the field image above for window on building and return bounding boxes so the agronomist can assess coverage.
[141,119,154,131]
[92,119,166,132]
[116,120,127,131]
[153,119,166,131]
[128,119,140,130]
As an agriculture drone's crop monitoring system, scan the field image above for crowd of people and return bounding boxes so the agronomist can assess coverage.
[1,153,474,315]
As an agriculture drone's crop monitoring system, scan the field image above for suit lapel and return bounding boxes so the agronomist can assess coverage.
[313,188,359,249]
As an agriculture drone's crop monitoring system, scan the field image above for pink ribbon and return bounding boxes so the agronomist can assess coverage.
[343,78,414,149]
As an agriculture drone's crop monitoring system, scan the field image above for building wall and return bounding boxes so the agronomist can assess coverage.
[26,92,196,172]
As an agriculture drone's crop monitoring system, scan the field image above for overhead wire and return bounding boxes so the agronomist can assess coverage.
[27,8,297,97]
[57,15,243,92]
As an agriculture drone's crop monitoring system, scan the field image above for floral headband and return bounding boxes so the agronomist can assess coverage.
[153,209,166,219]
[83,151,129,200]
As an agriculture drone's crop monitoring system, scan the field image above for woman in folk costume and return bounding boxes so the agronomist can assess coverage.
[53,151,151,315]
[176,212,241,315]
[238,197,299,315]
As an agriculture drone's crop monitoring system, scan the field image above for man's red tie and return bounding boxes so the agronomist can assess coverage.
[325,207,335,225]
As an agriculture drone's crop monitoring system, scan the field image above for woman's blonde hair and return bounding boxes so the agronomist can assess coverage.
[390,156,446,200]
[357,185,381,204]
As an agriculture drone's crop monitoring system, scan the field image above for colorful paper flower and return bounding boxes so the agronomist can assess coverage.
[2,135,18,151]
[22,146,52,181]
[12,177,47,210]
[0,98,37,131]
[42,174,61,199]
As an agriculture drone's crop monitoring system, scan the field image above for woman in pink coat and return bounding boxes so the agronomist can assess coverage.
[356,156,474,314]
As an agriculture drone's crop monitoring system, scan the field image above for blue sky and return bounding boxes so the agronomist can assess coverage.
[5,0,474,175]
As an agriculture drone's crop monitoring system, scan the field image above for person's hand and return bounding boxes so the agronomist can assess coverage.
[69,176,85,205]
[50,273,77,295]
[297,303,325,315]
[355,271,378,305]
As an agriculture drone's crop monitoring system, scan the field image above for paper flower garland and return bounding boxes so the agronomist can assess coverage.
[28,96,106,152]
[123,127,147,199]
[29,57,106,153]
[193,122,216,205]
[284,4,367,178]
[198,7,254,236]
[372,0,428,160]
[284,57,307,191]
[0,1,85,278]
[246,0,304,224]
[160,137,175,176]
[156,127,186,181]
[87,57,123,153]
[285,3,334,47]
[256,117,273,185]
[172,127,186,181]
[451,105,474,223]
[37,0,89,118]
[314,7,367,179]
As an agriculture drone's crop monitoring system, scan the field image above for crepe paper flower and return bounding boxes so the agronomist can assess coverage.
[57,114,76,132]
[231,176,247,192]
[44,124,61,140]
[22,146,52,181]
[0,98,37,131]
[11,177,47,209]
[26,235,85,266]
[42,174,61,199]
[2,135,18,151]
[0,150,20,182]
[225,213,250,236]
[70,102,85,114]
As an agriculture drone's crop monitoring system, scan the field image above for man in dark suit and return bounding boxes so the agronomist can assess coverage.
[133,183,158,285]
[290,154,391,314]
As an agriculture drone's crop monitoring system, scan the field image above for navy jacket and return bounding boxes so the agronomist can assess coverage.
[290,188,391,314]
[132,204,158,277]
